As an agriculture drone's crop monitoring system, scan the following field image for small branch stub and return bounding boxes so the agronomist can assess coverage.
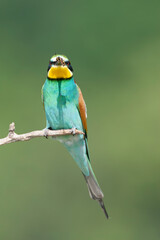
[0,122,84,146]
[8,122,16,137]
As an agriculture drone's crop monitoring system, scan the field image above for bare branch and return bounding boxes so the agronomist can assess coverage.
[0,122,84,146]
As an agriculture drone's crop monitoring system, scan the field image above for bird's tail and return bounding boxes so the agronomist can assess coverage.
[83,161,109,219]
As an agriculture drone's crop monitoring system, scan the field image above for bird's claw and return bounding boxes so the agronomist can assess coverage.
[44,128,49,139]
[71,127,77,136]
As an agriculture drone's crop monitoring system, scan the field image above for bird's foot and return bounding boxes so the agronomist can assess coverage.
[71,127,77,136]
[43,128,49,139]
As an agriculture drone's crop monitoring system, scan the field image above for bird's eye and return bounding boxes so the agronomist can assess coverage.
[47,62,52,72]
[65,61,73,72]
[47,61,57,71]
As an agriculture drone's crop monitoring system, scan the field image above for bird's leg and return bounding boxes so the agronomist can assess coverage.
[43,128,51,139]
[71,127,77,136]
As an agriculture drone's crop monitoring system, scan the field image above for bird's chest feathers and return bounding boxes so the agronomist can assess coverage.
[44,79,78,105]
[43,79,79,129]
[57,81,67,108]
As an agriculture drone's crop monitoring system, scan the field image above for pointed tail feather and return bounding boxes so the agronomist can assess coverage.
[98,199,109,219]
[83,162,109,219]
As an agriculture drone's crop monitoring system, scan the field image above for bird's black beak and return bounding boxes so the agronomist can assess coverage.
[55,57,65,66]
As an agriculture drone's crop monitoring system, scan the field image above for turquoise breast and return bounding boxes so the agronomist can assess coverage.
[43,78,83,131]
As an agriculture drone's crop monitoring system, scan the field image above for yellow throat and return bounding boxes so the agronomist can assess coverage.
[48,65,73,79]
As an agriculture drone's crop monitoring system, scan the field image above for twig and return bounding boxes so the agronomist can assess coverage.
[0,122,84,146]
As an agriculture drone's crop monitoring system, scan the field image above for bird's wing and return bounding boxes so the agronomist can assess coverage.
[76,85,88,137]
[76,85,90,161]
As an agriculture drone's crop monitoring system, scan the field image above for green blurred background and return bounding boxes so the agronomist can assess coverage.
[0,0,160,239]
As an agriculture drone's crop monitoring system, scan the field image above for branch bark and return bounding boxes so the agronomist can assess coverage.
[0,122,84,146]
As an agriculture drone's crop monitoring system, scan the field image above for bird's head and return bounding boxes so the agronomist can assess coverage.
[47,54,73,80]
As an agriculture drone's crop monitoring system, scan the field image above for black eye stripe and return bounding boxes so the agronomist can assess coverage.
[50,61,56,64]
[47,60,74,72]
[65,61,73,71]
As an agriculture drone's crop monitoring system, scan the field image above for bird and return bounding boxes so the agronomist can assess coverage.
[42,54,109,218]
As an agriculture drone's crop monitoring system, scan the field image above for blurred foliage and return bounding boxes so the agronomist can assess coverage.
[0,0,160,239]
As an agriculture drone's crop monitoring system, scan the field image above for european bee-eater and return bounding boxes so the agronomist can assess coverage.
[42,54,108,218]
